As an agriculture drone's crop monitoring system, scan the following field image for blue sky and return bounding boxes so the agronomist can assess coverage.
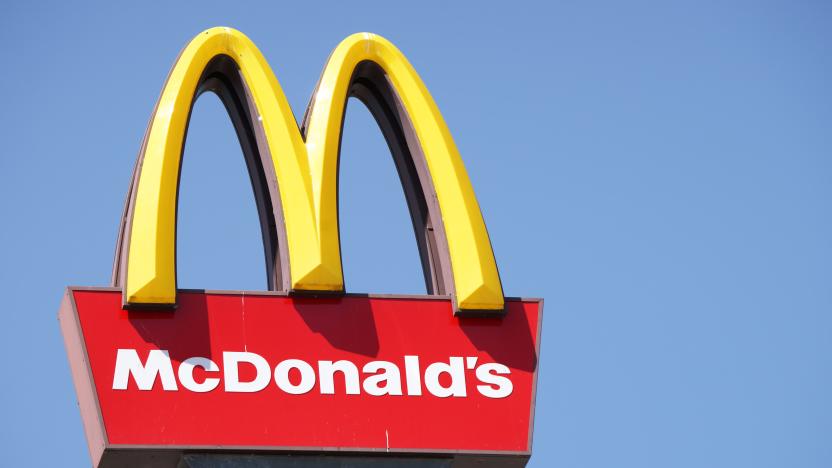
[1,1,830,466]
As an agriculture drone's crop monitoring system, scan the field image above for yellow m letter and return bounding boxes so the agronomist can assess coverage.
[112,28,504,313]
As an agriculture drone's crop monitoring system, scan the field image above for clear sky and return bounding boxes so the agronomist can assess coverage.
[1,1,830,466]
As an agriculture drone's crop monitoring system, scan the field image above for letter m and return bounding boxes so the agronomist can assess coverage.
[112,349,178,391]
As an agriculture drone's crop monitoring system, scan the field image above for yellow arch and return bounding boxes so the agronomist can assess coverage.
[122,27,503,312]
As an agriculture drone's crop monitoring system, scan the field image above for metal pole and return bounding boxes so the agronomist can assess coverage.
[178,454,454,468]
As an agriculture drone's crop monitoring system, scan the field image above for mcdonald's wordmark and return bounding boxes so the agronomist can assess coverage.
[60,27,542,468]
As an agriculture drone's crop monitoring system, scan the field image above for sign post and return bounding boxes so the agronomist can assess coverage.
[61,27,542,468]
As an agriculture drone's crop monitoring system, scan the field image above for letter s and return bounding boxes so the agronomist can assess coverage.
[475,363,513,398]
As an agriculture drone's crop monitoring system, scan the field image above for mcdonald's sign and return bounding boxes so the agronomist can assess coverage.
[60,28,543,468]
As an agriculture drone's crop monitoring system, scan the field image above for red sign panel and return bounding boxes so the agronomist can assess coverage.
[60,288,542,464]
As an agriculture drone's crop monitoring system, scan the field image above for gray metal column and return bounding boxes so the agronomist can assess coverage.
[178,455,453,468]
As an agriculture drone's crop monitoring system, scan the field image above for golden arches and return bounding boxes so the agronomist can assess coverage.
[113,27,503,313]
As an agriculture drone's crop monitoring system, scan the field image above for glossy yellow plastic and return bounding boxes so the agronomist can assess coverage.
[125,27,503,311]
